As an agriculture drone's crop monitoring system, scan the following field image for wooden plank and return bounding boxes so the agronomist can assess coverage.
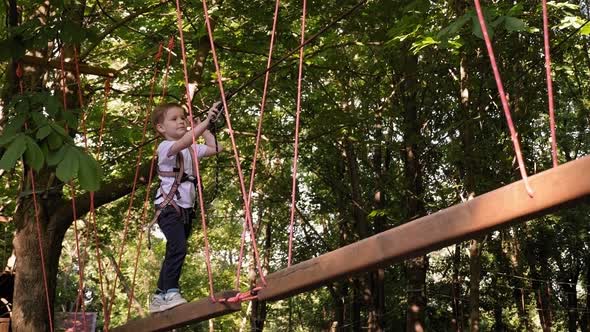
[112,291,241,332]
[20,55,117,78]
[257,156,590,301]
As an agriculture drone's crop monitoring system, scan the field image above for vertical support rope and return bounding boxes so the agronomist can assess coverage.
[103,47,160,330]
[287,0,307,267]
[235,0,281,290]
[199,0,266,286]
[127,42,165,319]
[542,0,558,167]
[473,0,534,197]
[16,63,54,332]
[173,0,216,300]
[162,36,175,98]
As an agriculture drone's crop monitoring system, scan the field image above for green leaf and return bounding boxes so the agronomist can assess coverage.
[472,15,494,40]
[56,146,79,182]
[47,132,64,150]
[580,23,590,36]
[24,137,44,171]
[77,151,101,191]
[45,95,62,117]
[0,135,27,170]
[49,122,68,137]
[47,144,67,166]
[0,132,19,146]
[504,16,526,32]
[36,125,53,140]
[437,13,471,38]
[31,112,47,127]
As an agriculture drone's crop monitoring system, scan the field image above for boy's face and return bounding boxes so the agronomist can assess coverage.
[156,106,188,140]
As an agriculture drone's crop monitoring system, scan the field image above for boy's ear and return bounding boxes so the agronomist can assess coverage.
[156,123,165,135]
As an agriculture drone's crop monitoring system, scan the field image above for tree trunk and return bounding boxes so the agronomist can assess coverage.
[468,239,481,332]
[451,244,463,331]
[352,278,362,331]
[369,91,387,332]
[399,49,427,332]
[12,191,67,331]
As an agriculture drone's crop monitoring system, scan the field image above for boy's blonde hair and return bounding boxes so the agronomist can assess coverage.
[151,103,184,135]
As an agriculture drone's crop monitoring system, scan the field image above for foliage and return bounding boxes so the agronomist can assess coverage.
[1,0,590,330]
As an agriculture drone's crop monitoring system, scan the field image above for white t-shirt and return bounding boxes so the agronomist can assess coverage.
[154,140,207,208]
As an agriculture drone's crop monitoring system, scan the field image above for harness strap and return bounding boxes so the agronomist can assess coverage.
[147,151,185,248]
[147,146,200,248]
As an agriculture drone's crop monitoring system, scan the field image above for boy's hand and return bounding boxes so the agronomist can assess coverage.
[207,101,223,122]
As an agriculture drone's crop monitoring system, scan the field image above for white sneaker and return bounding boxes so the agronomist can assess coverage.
[161,292,187,311]
[149,293,166,314]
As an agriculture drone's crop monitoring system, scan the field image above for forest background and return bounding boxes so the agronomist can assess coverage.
[1,0,590,331]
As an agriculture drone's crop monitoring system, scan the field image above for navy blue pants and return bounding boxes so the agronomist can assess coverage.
[156,206,194,293]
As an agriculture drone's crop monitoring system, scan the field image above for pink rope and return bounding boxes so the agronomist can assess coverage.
[103,48,161,330]
[162,36,175,98]
[28,170,55,332]
[542,0,558,167]
[173,0,216,300]
[16,64,54,332]
[287,0,308,267]
[127,44,166,319]
[199,0,267,285]
[473,0,534,196]
[65,49,109,325]
[235,0,281,290]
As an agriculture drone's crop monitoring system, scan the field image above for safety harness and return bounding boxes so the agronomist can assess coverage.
[147,147,198,248]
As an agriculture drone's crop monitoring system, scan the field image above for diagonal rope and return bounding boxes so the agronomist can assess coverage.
[200,0,267,286]
[173,0,216,300]
[287,0,308,267]
[235,0,281,290]
[542,0,558,168]
[473,0,534,197]
[16,63,54,332]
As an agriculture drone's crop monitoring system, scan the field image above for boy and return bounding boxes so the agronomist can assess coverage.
[149,102,223,313]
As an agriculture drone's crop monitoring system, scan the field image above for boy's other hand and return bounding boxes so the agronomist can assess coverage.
[207,101,223,122]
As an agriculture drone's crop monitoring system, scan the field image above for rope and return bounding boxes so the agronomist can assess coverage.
[16,63,54,332]
[173,1,216,300]
[235,0,281,290]
[127,42,165,319]
[100,0,370,169]
[103,47,159,330]
[71,46,94,332]
[162,36,175,98]
[473,0,534,197]
[542,0,558,168]
[287,0,307,267]
[200,0,266,286]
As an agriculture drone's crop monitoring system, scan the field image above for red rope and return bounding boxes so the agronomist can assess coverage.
[542,0,558,168]
[127,147,158,319]
[473,0,534,197]
[287,0,307,267]
[89,78,110,322]
[127,43,166,319]
[70,46,91,332]
[104,49,160,330]
[173,0,216,300]
[16,63,55,332]
[235,0,281,289]
[162,36,175,98]
[63,49,110,326]
[200,0,267,286]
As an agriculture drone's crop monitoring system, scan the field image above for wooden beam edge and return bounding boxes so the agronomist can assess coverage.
[112,290,241,332]
[256,156,590,301]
